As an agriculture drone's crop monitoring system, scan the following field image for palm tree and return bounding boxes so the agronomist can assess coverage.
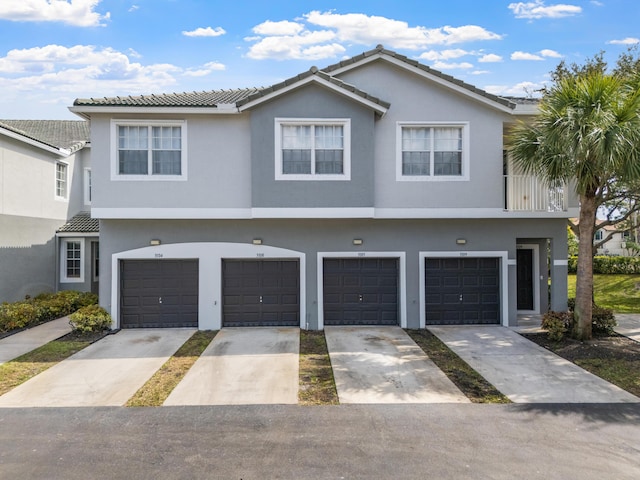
[508,71,640,340]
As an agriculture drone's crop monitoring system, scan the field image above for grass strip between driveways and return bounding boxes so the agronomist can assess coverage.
[0,336,94,397]
[126,330,217,407]
[299,330,339,405]
[406,329,511,404]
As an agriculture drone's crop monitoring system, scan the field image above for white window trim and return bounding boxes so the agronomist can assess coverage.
[110,119,188,181]
[60,238,84,283]
[83,167,92,206]
[275,118,351,181]
[396,121,470,182]
[54,160,69,200]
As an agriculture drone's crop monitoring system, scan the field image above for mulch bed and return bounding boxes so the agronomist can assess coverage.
[522,332,640,363]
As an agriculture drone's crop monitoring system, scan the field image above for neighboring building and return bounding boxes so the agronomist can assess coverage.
[70,46,577,330]
[594,223,637,256]
[0,120,95,302]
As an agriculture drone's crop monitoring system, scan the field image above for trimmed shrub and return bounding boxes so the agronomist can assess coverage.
[0,290,100,333]
[568,255,640,274]
[541,311,571,341]
[68,305,112,333]
[543,298,618,340]
[0,302,42,332]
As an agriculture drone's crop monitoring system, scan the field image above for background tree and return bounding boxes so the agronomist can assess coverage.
[558,48,640,253]
[508,60,640,340]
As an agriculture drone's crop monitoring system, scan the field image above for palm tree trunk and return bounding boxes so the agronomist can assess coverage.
[574,193,596,340]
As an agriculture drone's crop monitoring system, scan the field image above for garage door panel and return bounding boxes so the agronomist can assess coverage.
[120,259,198,328]
[323,258,399,326]
[425,257,500,325]
[222,260,300,327]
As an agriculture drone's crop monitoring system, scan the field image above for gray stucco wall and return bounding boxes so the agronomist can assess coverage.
[249,84,375,208]
[88,113,252,210]
[98,217,568,329]
[337,61,510,209]
[0,215,59,302]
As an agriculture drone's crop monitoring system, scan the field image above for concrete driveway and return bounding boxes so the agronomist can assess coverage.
[0,316,72,365]
[164,327,299,405]
[0,328,195,407]
[429,326,639,403]
[325,326,468,403]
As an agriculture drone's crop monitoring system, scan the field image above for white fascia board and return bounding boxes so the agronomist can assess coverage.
[252,207,375,219]
[56,232,99,238]
[329,53,516,115]
[0,127,70,157]
[374,207,578,219]
[68,106,239,117]
[91,208,252,219]
[238,75,388,116]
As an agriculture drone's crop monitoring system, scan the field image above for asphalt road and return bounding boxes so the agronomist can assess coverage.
[1,404,639,479]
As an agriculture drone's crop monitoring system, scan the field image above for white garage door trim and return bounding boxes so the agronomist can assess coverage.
[317,251,407,330]
[419,251,509,328]
[111,242,305,330]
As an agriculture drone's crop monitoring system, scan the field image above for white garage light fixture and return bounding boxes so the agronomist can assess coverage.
[352,238,363,245]
[252,238,263,245]
[456,238,467,245]
[150,239,161,246]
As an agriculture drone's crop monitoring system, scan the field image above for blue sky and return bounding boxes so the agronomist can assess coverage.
[0,0,638,119]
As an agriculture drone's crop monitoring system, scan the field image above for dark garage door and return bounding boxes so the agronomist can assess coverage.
[323,258,399,326]
[425,257,500,325]
[120,259,198,328]
[222,259,300,327]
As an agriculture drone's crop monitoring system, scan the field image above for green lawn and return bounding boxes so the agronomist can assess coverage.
[567,274,640,313]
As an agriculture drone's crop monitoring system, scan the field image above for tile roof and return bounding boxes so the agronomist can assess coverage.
[322,45,517,109]
[73,88,261,108]
[57,212,100,233]
[71,47,524,112]
[236,67,391,110]
[0,120,89,153]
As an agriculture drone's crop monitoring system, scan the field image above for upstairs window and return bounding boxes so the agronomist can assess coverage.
[112,121,186,180]
[397,123,469,181]
[55,162,68,199]
[275,119,351,181]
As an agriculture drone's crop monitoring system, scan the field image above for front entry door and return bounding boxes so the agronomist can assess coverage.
[516,248,534,311]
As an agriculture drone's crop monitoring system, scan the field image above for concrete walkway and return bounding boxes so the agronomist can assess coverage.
[164,327,299,405]
[0,317,72,365]
[429,326,639,403]
[614,314,640,343]
[0,329,195,407]
[325,326,469,404]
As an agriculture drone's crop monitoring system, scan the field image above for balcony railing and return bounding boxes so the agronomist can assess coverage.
[504,175,567,212]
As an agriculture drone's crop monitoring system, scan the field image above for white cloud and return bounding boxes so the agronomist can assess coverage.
[607,37,640,45]
[247,30,341,60]
[305,11,502,48]
[511,51,544,61]
[508,1,581,19]
[0,0,110,27]
[485,81,545,97]
[478,53,503,63]
[252,20,304,36]
[539,49,562,58]
[0,44,181,100]
[245,11,502,61]
[471,70,491,75]
[128,4,139,12]
[183,61,226,77]
[419,49,470,61]
[432,61,474,70]
[182,26,226,38]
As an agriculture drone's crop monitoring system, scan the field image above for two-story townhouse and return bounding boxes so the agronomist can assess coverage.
[70,46,577,330]
[0,120,96,302]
